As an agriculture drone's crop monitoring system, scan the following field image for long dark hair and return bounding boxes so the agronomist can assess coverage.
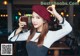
[27,22,48,46]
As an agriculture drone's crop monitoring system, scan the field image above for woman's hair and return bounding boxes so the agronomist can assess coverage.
[27,22,48,46]
[27,5,50,46]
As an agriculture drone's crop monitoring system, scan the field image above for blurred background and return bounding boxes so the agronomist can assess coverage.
[0,0,80,56]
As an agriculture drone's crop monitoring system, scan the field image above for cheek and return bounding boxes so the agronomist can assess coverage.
[31,18,44,25]
[31,19,35,24]
[38,20,44,25]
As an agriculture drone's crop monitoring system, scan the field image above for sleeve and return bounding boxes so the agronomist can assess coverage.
[8,30,30,42]
[53,18,72,41]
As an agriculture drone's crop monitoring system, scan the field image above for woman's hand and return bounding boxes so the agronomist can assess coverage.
[18,17,27,29]
[15,17,27,35]
[47,5,56,15]
[47,5,63,22]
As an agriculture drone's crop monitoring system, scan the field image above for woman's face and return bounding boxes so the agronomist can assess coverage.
[32,12,45,29]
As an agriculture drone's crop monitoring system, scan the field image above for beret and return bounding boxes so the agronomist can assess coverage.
[32,5,51,22]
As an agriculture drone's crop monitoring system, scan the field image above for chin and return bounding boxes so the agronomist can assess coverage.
[34,26,38,28]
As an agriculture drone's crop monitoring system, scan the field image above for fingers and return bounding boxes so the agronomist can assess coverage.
[18,21,27,28]
[52,5,55,8]
[47,10,53,14]
[47,6,52,12]
[47,6,54,14]
[19,23,24,28]
[47,5,55,11]
[47,5,56,14]
[47,6,51,10]
[19,17,21,22]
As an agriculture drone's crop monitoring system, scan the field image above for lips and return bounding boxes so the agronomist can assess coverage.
[33,24,37,26]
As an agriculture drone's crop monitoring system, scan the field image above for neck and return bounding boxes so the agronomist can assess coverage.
[37,25,43,33]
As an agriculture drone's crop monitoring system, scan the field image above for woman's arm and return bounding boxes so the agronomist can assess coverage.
[54,18,72,40]
[47,5,63,23]
[8,30,30,42]
[47,5,72,41]
[8,17,29,42]
[15,17,27,35]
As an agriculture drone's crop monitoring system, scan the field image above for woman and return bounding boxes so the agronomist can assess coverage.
[8,5,72,56]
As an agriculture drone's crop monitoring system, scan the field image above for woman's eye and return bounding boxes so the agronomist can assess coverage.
[32,16,34,18]
[37,17,40,19]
